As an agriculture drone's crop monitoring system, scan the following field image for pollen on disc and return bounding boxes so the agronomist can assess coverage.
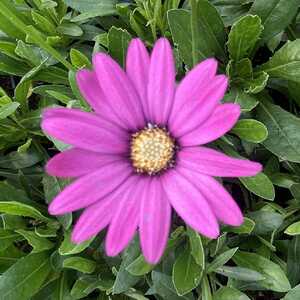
[130,127,175,175]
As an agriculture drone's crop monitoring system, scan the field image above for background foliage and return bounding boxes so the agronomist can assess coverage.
[0,0,300,299]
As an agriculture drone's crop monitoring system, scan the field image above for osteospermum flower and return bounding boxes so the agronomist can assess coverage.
[42,38,262,264]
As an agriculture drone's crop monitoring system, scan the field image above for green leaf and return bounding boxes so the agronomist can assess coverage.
[0,229,20,251]
[126,255,154,276]
[168,9,193,68]
[186,227,205,268]
[283,284,300,300]
[0,245,24,273]
[51,271,74,300]
[287,236,300,287]
[64,0,117,21]
[172,245,202,295]
[207,248,238,273]
[285,221,300,236]
[31,10,57,35]
[190,0,226,65]
[201,275,212,300]
[108,26,131,67]
[63,257,96,274]
[231,119,268,143]
[213,287,251,300]
[70,48,91,69]
[151,271,193,300]
[258,40,300,83]
[233,251,291,292]
[0,252,51,300]
[0,201,51,222]
[59,231,93,255]
[249,0,299,41]
[57,22,83,37]
[215,266,265,281]
[256,100,300,162]
[223,88,258,112]
[240,173,275,201]
[228,15,263,61]
[247,211,283,235]
[15,229,54,253]
[0,102,19,120]
[223,217,255,234]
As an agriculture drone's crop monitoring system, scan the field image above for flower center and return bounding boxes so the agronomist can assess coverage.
[130,125,175,175]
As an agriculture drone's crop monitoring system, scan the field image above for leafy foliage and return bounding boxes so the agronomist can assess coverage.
[0,0,299,299]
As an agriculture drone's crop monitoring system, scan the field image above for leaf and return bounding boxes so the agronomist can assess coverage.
[213,287,251,300]
[216,266,265,281]
[108,26,131,67]
[201,275,212,300]
[57,22,83,37]
[223,217,255,234]
[256,100,300,162]
[207,248,238,273]
[233,251,291,292]
[231,119,268,143]
[168,9,193,69]
[186,227,205,268]
[285,221,300,236]
[258,40,300,83]
[190,0,226,65]
[70,48,91,69]
[15,229,54,253]
[283,284,300,300]
[51,271,74,300]
[291,183,300,200]
[0,102,20,120]
[59,231,93,255]
[0,229,20,251]
[172,245,202,295]
[65,0,117,22]
[249,0,299,41]
[126,255,154,276]
[113,238,141,294]
[228,15,263,61]
[0,201,51,222]
[223,88,258,112]
[247,211,283,235]
[0,245,24,273]
[63,257,96,274]
[0,252,51,300]
[151,271,193,300]
[287,236,300,287]
[239,173,275,201]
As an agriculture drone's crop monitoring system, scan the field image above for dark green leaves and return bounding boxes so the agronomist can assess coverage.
[0,252,51,300]
[233,251,291,292]
[258,40,300,82]
[249,0,300,41]
[257,100,300,163]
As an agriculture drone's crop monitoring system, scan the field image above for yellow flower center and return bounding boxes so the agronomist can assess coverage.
[130,126,175,175]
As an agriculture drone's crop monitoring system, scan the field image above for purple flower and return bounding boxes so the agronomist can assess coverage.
[41,38,262,264]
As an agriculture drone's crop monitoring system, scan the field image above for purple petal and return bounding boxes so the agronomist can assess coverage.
[169,58,217,123]
[42,108,129,154]
[169,75,228,137]
[76,69,126,129]
[147,38,175,125]
[126,38,150,119]
[179,104,241,146]
[46,148,122,178]
[48,160,132,215]
[71,197,114,243]
[178,167,243,226]
[105,176,144,257]
[93,53,145,130]
[71,175,137,243]
[178,147,262,177]
[140,177,171,264]
[162,169,219,238]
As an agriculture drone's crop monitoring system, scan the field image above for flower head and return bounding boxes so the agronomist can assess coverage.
[41,38,262,264]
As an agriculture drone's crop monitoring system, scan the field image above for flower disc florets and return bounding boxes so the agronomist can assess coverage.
[130,125,175,175]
